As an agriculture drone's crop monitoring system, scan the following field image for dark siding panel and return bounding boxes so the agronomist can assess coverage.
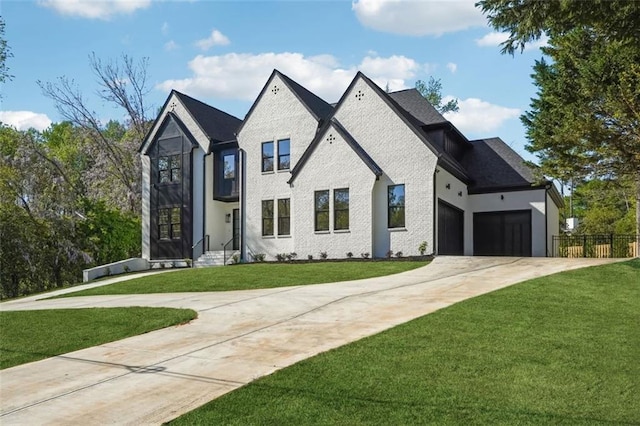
[438,200,464,255]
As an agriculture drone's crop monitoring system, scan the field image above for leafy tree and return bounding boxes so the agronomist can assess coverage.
[0,16,12,86]
[415,77,459,114]
[479,0,640,234]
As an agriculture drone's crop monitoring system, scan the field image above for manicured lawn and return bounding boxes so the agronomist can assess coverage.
[0,307,197,369]
[171,259,640,424]
[59,261,428,297]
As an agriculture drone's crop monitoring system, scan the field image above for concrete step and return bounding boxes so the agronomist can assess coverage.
[193,251,238,268]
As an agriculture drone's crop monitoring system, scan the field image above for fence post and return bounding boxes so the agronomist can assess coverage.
[583,235,587,258]
[610,234,613,258]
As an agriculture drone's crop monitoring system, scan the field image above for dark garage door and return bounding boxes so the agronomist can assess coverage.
[438,200,464,255]
[474,210,532,256]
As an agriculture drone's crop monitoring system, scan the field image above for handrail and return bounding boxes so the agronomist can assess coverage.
[191,234,210,262]
[223,237,235,266]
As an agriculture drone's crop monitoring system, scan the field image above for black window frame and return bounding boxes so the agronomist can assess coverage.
[262,199,274,236]
[262,142,274,172]
[158,154,181,184]
[158,207,181,240]
[333,188,349,231]
[277,138,290,170]
[388,184,405,228]
[314,190,330,232]
[277,198,290,236]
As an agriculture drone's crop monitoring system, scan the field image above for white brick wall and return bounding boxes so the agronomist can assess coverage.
[434,167,470,255]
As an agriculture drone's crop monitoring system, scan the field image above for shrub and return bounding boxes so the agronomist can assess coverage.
[251,253,266,262]
[307,254,313,260]
[386,250,394,259]
[286,252,298,261]
[275,253,287,262]
[346,252,354,258]
[105,267,112,276]
[418,241,428,255]
[361,252,370,259]
[185,258,192,267]
[123,265,131,273]
[320,251,328,260]
[395,251,403,258]
[231,254,240,264]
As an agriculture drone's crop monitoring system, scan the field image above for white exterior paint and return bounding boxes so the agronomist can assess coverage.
[141,155,151,260]
[434,167,470,255]
[469,189,547,256]
[192,147,205,259]
[546,191,561,256]
[237,74,320,260]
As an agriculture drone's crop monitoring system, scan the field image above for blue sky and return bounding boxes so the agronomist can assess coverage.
[1,0,548,162]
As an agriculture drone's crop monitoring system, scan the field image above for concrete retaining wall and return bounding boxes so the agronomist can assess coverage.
[83,258,149,282]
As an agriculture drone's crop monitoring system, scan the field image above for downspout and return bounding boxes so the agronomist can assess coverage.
[239,148,246,261]
[433,167,437,256]
[203,150,212,255]
[544,184,549,257]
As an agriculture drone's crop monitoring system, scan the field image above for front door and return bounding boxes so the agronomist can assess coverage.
[232,208,240,250]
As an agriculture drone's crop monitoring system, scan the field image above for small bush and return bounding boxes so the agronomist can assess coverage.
[159,263,166,269]
[395,251,403,258]
[231,254,240,264]
[105,267,112,276]
[286,252,298,261]
[346,252,354,258]
[123,265,131,273]
[320,251,328,260]
[386,250,394,259]
[307,254,313,260]
[251,253,266,262]
[185,258,192,267]
[418,241,428,256]
[275,253,287,262]
[361,252,370,259]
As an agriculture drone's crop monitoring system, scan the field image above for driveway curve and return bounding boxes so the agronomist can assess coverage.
[0,256,622,425]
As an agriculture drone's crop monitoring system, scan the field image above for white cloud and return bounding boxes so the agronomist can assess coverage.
[443,97,520,133]
[352,0,487,36]
[38,0,151,20]
[195,29,230,51]
[161,22,169,36]
[0,111,53,131]
[164,40,179,51]
[446,62,457,73]
[476,31,549,51]
[156,52,423,102]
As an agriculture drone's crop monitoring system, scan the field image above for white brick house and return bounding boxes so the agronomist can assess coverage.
[140,70,563,263]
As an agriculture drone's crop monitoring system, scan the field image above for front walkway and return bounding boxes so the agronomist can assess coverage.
[0,257,622,424]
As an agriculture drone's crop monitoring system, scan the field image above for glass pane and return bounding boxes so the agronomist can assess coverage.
[263,218,274,236]
[262,142,274,172]
[158,209,168,224]
[262,200,274,217]
[389,207,405,228]
[278,199,290,217]
[335,210,349,230]
[278,217,290,236]
[334,189,349,209]
[172,224,181,239]
[278,155,290,170]
[170,155,180,169]
[278,139,290,170]
[171,208,181,224]
[171,169,180,182]
[388,185,405,207]
[159,170,170,183]
[158,157,169,171]
[159,224,169,240]
[315,190,329,211]
[223,154,235,179]
[316,211,329,231]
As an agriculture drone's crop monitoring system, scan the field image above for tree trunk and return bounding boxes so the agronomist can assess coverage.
[636,173,640,237]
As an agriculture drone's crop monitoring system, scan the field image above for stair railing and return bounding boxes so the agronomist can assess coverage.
[223,237,235,266]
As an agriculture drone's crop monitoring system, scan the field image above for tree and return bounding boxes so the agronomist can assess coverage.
[39,53,152,213]
[479,0,640,235]
[476,0,640,54]
[415,77,459,114]
[0,16,12,86]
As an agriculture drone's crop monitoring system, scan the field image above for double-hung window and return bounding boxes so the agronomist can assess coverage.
[278,198,290,236]
[314,190,330,231]
[277,139,290,170]
[158,154,180,183]
[388,184,405,228]
[262,142,274,172]
[333,188,349,230]
[262,200,274,236]
[158,207,181,240]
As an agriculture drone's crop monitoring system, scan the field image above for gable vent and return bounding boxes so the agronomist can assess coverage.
[326,134,336,144]
[271,85,280,95]
[169,101,177,111]
[355,90,364,101]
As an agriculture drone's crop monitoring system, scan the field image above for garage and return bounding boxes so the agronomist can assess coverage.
[438,200,464,255]
[473,210,532,256]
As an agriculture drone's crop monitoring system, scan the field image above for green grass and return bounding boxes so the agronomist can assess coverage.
[58,261,427,297]
[0,307,197,369]
[171,259,640,425]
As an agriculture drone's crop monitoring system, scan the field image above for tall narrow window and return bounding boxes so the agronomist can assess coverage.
[158,207,181,240]
[278,139,290,170]
[223,154,235,179]
[314,190,330,231]
[262,142,274,172]
[262,200,274,236]
[158,155,180,183]
[278,198,290,236]
[334,188,349,230]
[388,184,405,228]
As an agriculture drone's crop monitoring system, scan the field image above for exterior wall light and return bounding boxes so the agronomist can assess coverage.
[225,213,231,223]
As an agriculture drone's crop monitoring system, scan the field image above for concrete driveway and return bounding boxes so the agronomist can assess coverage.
[0,256,622,425]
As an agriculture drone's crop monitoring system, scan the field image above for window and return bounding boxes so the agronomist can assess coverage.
[388,184,405,228]
[223,154,235,179]
[278,198,290,236]
[158,207,181,240]
[334,188,349,230]
[262,200,274,236]
[278,139,290,170]
[158,154,180,183]
[315,190,330,231]
[262,142,274,172]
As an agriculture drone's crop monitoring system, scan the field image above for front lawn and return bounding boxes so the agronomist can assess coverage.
[59,261,427,297]
[0,307,197,369]
[171,259,640,424]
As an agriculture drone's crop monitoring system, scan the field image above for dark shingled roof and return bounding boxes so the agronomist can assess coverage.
[388,89,448,125]
[277,71,334,121]
[173,91,241,143]
[462,137,538,191]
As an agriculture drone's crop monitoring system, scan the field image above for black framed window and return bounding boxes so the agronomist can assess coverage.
[388,184,405,228]
[158,154,180,183]
[278,139,290,170]
[278,198,290,236]
[223,153,235,179]
[262,200,274,236]
[158,207,181,240]
[334,188,349,230]
[315,190,330,231]
[262,142,274,172]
